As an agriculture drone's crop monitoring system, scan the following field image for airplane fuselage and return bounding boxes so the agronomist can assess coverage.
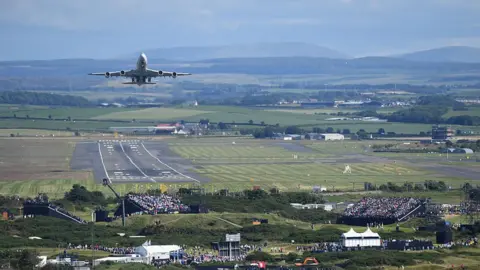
[88,52,190,85]
[130,53,152,85]
[136,53,148,71]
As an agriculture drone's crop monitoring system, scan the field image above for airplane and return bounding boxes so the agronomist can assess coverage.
[88,53,191,85]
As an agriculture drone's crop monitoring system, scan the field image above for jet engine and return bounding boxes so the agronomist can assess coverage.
[120,70,125,75]
[105,72,110,78]
[172,72,177,78]
[158,71,163,75]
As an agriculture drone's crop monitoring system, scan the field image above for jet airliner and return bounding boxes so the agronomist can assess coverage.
[88,53,191,85]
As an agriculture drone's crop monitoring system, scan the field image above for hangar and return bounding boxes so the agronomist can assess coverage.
[319,133,345,141]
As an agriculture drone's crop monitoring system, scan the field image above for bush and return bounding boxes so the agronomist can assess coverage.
[180,190,337,223]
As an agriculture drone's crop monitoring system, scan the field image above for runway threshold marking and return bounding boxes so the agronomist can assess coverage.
[97,142,110,181]
[119,141,156,183]
[140,143,200,183]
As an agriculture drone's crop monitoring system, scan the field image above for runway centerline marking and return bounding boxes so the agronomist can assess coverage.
[140,143,200,183]
[97,142,110,181]
[119,141,156,183]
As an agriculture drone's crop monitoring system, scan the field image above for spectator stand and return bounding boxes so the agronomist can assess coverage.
[22,194,87,224]
[114,193,191,217]
[338,197,426,226]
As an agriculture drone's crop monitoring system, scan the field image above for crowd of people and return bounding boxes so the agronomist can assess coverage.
[343,197,423,220]
[126,193,190,215]
[67,243,136,255]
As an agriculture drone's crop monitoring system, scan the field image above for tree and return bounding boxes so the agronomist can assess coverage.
[217,122,228,130]
[342,129,350,134]
[67,116,71,121]
[48,114,52,120]
[285,126,301,134]
[326,127,334,133]
[10,249,40,270]
[248,120,254,125]
[378,128,385,135]
[261,121,265,126]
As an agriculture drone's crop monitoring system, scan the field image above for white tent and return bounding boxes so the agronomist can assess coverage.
[135,244,182,260]
[358,227,381,247]
[340,227,381,248]
[340,228,362,247]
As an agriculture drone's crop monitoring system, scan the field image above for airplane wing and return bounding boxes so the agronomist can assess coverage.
[146,69,191,78]
[88,70,134,77]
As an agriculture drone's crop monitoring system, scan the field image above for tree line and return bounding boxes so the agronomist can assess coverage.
[0,91,92,106]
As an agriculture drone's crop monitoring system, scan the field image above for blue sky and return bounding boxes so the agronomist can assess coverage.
[1,0,479,60]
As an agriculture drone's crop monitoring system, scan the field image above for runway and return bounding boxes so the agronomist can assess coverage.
[96,139,201,183]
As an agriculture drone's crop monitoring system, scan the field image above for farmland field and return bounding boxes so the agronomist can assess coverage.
[94,107,213,120]
[265,107,400,115]
[0,106,134,119]
[443,107,480,118]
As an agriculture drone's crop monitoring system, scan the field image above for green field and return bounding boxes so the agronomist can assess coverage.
[34,90,173,101]
[2,104,480,135]
[170,143,323,161]
[443,107,480,118]
[265,107,400,115]
[0,129,76,137]
[0,106,134,119]
[94,107,213,120]
[193,163,445,191]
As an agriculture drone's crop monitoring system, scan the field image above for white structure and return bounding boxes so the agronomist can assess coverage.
[135,241,182,261]
[290,203,336,211]
[93,254,147,266]
[319,133,345,141]
[36,256,47,268]
[340,227,381,248]
[343,165,352,174]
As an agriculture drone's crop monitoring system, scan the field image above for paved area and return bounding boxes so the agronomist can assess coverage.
[71,140,208,184]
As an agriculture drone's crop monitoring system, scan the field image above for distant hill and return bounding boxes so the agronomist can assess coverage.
[396,46,480,63]
[129,42,350,61]
[2,56,480,77]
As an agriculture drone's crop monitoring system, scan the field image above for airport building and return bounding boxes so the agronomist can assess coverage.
[319,133,345,141]
[431,125,454,140]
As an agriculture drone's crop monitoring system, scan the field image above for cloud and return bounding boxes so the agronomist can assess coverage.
[1,0,480,59]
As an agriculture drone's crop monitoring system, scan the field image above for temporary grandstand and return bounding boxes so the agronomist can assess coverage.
[338,197,427,226]
[22,195,87,224]
[114,193,194,217]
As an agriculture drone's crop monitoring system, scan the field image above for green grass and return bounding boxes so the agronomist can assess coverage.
[0,178,195,199]
[33,90,173,101]
[94,107,213,120]
[0,129,76,137]
[0,106,134,119]
[264,107,400,115]
[0,119,143,130]
[170,144,323,161]
[194,162,440,192]
[443,106,480,118]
